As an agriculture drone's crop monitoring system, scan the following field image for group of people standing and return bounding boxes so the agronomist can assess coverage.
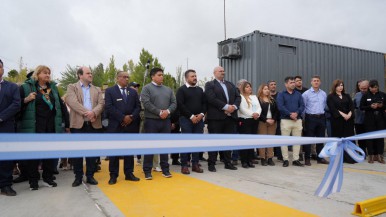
[0,58,384,197]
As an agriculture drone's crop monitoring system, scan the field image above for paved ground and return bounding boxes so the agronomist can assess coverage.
[0,154,385,217]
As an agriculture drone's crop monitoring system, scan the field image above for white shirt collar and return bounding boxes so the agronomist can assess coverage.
[151,81,162,86]
[185,83,197,88]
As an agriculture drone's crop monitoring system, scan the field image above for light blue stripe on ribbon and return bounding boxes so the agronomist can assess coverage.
[1,130,385,198]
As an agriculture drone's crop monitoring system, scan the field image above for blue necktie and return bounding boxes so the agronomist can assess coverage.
[121,88,127,102]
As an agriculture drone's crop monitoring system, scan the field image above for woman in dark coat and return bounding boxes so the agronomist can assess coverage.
[327,79,355,163]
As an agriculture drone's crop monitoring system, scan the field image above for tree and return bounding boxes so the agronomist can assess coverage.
[105,55,118,87]
[7,69,18,79]
[92,63,105,88]
[175,65,184,88]
[58,65,78,91]
[129,48,166,92]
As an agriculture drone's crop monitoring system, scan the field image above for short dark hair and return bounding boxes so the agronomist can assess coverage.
[77,67,84,80]
[311,75,321,80]
[369,79,379,88]
[184,69,196,78]
[284,76,294,83]
[294,75,302,80]
[150,67,163,77]
[0,59,3,66]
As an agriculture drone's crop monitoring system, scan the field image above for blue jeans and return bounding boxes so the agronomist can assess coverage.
[179,117,204,167]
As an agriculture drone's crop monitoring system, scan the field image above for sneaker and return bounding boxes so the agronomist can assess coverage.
[153,167,162,172]
[162,171,172,178]
[43,179,58,187]
[144,173,153,180]
[30,182,39,191]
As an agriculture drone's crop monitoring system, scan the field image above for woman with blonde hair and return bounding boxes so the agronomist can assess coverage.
[19,65,69,190]
[237,81,261,168]
[257,84,279,166]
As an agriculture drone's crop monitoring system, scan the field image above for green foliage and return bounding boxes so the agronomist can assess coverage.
[7,69,18,78]
[58,65,78,91]
[105,55,118,87]
[92,63,105,88]
[4,68,28,85]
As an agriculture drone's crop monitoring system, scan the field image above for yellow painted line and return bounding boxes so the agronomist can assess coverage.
[345,168,386,176]
[95,161,316,217]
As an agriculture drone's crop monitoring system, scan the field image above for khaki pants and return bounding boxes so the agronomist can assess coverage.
[280,119,302,161]
[258,121,276,159]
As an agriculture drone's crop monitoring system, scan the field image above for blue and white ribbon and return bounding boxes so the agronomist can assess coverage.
[1,130,385,198]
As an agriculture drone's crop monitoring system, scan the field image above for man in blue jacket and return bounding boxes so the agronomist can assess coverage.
[105,71,141,185]
[0,59,21,196]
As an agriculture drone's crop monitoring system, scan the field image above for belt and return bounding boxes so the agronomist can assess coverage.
[306,113,325,118]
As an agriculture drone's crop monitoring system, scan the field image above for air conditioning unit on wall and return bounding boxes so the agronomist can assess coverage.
[218,39,242,59]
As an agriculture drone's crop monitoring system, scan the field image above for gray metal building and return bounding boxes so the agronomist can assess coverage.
[218,30,385,94]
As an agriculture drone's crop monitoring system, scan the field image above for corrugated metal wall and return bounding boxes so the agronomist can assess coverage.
[219,31,385,94]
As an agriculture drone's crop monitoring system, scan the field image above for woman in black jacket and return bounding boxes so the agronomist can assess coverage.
[257,84,279,166]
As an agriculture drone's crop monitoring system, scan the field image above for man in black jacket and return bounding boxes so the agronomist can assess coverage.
[0,59,21,196]
[204,66,241,172]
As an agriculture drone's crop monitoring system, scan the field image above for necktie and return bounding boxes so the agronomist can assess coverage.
[121,88,127,102]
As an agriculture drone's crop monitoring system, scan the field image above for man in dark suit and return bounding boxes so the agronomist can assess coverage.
[0,59,21,196]
[105,71,141,185]
[205,66,241,172]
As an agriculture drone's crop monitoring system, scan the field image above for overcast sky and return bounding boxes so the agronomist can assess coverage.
[1,0,385,81]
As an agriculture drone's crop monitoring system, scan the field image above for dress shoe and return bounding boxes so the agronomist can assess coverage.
[317,159,329,164]
[231,160,238,165]
[13,175,28,183]
[241,163,249,168]
[125,173,140,181]
[108,177,117,185]
[72,179,82,187]
[43,179,57,187]
[305,159,311,166]
[248,162,255,168]
[208,165,216,172]
[86,177,98,185]
[192,164,204,173]
[292,160,304,167]
[1,186,17,196]
[181,167,190,175]
[144,173,153,180]
[30,182,39,191]
[162,171,172,178]
[225,163,237,170]
[283,160,289,167]
[267,158,275,166]
[172,160,181,165]
[261,159,268,166]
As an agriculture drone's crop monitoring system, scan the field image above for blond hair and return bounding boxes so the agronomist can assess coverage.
[32,65,51,81]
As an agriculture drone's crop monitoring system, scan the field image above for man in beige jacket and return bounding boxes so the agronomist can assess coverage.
[65,66,104,187]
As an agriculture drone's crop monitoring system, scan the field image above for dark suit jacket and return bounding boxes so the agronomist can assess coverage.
[105,85,141,132]
[0,80,21,132]
[205,79,241,120]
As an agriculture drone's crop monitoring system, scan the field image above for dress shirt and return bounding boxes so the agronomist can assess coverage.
[80,81,92,111]
[302,87,326,114]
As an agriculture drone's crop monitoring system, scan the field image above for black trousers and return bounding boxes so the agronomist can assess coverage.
[108,124,138,178]
[207,117,237,166]
[71,123,101,180]
[142,118,170,173]
[364,113,385,155]
[238,118,259,164]
[304,115,326,161]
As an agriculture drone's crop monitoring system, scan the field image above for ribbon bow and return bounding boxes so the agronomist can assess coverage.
[315,138,365,197]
